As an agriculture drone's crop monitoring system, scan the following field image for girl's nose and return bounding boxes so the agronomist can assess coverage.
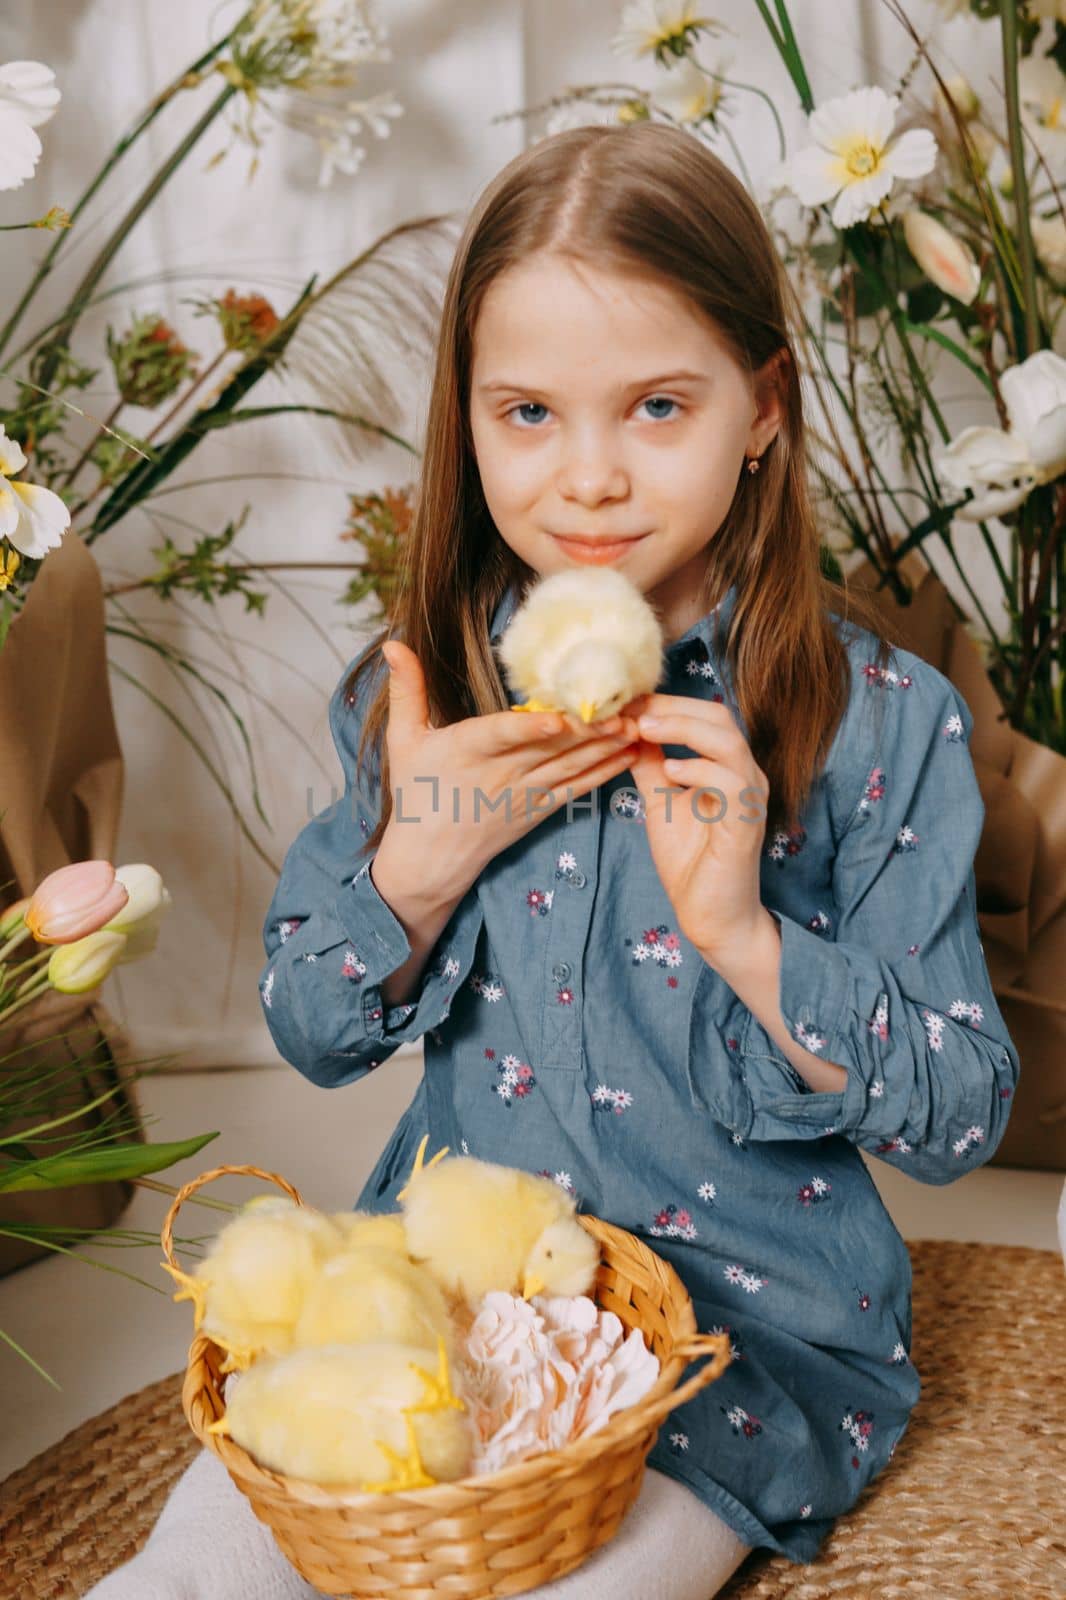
[558,443,628,505]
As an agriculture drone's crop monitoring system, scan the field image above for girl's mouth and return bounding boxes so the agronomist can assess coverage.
[551,533,649,564]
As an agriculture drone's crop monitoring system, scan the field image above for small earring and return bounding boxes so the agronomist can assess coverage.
[746,455,761,476]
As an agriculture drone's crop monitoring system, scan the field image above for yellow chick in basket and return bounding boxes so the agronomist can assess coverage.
[292,1241,457,1358]
[207,1335,472,1491]
[497,567,664,724]
[331,1209,410,1256]
[398,1137,600,1307]
[163,1195,346,1373]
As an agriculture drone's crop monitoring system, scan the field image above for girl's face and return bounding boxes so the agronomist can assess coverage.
[469,252,786,642]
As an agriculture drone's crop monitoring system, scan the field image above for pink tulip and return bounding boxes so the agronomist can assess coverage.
[24,860,129,945]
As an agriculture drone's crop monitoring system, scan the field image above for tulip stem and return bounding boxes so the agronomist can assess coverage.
[14,956,51,994]
[0,927,31,965]
[999,0,1040,356]
[0,974,53,1029]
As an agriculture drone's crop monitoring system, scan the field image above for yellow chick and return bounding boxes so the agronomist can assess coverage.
[497,567,664,724]
[330,1209,410,1256]
[399,1137,600,1306]
[163,1194,346,1373]
[207,1336,472,1491]
[292,1242,456,1359]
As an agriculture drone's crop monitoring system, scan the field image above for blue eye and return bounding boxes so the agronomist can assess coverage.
[641,396,679,421]
[510,402,549,426]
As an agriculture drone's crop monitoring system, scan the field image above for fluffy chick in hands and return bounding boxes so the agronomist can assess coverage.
[497,567,664,725]
[399,1136,600,1309]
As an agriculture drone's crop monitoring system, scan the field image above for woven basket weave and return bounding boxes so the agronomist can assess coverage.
[163,1164,732,1599]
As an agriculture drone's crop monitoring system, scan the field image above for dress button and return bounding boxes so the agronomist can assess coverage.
[571,871,587,888]
[552,962,571,981]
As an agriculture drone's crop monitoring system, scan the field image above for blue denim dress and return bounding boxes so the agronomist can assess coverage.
[258,580,1019,1563]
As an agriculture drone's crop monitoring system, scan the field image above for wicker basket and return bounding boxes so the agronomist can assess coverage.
[162,1164,733,1600]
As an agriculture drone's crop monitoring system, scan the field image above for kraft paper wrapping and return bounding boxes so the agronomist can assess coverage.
[850,560,1066,1173]
[0,532,138,1277]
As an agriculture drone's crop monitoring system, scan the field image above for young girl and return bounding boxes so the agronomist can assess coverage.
[90,122,1019,1600]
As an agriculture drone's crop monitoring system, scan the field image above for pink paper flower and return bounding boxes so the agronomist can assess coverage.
[456,1291,660,1475]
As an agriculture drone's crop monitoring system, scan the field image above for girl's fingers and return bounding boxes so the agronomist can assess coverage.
[659,756,765,820]
[477,708,627,753]
[534,732,639,790]
[637,712,752,773]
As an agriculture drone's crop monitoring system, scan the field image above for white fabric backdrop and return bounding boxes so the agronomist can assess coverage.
[0,2,1001,1069]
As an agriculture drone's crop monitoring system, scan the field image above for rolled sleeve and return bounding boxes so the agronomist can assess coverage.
[258,648,483,1088]
[705,656,1020,1182]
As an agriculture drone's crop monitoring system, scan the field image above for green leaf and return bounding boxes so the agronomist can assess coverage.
[0,1131,218,1192]
[905,282,945,325]
[818,544,844,585]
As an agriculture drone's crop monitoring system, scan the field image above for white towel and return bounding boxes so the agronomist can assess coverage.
[83,1448,751,1600]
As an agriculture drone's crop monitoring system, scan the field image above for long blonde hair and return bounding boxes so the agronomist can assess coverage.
[345,121,891,852]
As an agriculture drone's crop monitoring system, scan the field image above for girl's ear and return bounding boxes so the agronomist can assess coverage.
[747,346,790,457]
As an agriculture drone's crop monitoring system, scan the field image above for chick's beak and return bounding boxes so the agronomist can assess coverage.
[522,1273,546,1300]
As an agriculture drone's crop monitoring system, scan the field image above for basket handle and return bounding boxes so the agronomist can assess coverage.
[160,1164,305,1279]
[637,1330,734,1431]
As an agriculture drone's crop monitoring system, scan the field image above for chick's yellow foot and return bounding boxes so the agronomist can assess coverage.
[406,1333,466,1415]
[396,1132,450,1202]
[510,698,554,714]
[362,1414,437,1493]
[160,1261,208,1330]
[217,1341,258,1375]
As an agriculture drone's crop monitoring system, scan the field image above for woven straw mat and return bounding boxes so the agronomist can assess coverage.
[1,1239,1063,1600]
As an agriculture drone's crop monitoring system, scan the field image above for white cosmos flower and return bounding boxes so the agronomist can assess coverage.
[0,60,61,192]
[0,425,70,559]
[785,86,938,229]
[652,56,726,126]
[1018,56,1066,174]
[611,1,723,65]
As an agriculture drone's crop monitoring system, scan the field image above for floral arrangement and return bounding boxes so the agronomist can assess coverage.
[0,2,460,857]
[0,858,221,1384]
[506,0,1066,752]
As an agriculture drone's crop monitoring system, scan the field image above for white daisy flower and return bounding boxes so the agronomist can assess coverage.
[784,86,937,229]
[697,1180,717,1202]
[652,56,726,126]
[0,60,61,192]
[611,1,723,66]
[723,1263,745,1284]
[0,425,70,560]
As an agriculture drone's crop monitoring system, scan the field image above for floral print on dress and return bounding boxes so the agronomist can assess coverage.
[591,1083,633,1114]
[470,971,505,1002]
[627,924,683,982]
[674,637,718,684]
[857,1291,871,1312]
[943,713,965,742]
[275,916,304,944]
[858,767,885,811]
[949,998,984,1028]
[953,1124,986,1157]
[536,1168,576,1194]
[875,1134,912,1155]
[921,1009,945,1052]
[907,942,921,956]
[767,825,806,864]
[807,909,832,935]
[861,663,913,690]
[697,1179,717,1203]
[486,1047,537,1106]
[793,1020,826,1054]
[889,1343,909,1365]
[649,1203,697,1241]
[799,1505,813,1519]
[260,969,275,1009]
[894,823,920,854]
[342,945,367,983]
[723,1264,769,1294]
[526,887,554,918]
[709,1323,745,1362]
[722,1404,764,1440]
[797,1175,832,1207]
[840,1408,875,1469]
[868,993,889,1040]
[668,1429,690,1453]
[555,851,582,884]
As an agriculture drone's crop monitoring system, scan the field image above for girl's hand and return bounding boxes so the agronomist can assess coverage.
[620,691,770,965]
[372,641,641,907]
